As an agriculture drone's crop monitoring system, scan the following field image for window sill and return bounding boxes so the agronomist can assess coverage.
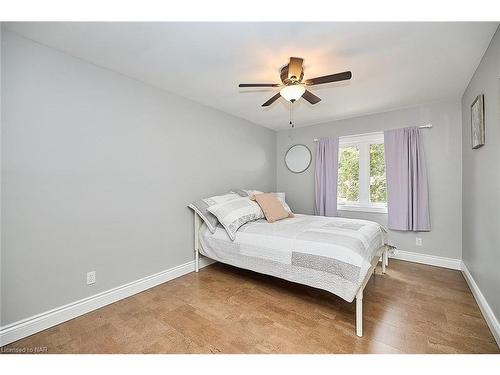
[337,205,388,214]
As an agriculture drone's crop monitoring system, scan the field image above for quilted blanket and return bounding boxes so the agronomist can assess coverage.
[199,214,386,302]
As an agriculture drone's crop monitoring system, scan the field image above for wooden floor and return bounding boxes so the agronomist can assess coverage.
[2,260,499,354]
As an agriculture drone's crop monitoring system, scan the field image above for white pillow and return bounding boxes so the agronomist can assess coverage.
[275,192,293,215]
[207,197,264,240]
[243,189,264,196]
[188,192,240,233]
[230,189,249,197]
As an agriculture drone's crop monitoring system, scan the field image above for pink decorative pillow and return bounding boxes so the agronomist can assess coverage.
[251,193,293,223]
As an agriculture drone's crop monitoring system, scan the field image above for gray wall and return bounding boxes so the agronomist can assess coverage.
[0,24,3,327]
[277,100,462,259]
[461,27,500,322]
[0,31,276,325]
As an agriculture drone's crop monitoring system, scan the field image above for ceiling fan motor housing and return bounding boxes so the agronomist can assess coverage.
[280,65,304,85]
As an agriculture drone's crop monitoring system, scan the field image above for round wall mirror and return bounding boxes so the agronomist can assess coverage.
[285,144,312,173]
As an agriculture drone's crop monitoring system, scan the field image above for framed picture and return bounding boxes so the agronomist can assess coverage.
[471,94,485,149]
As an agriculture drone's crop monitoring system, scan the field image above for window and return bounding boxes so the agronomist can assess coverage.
[337,132,387,213]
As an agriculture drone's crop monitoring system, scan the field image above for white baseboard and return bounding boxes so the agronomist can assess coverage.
[0,256,216,347]
[391,249,462,270]
[461,262,500,347]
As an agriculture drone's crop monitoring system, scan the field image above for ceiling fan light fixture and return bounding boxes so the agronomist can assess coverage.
[280,85,306,102]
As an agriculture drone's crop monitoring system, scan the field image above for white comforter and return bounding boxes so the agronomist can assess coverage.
[199,214,386,302]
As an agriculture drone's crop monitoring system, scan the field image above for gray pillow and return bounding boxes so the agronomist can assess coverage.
[188,192,240,233]
[230,189,249,197]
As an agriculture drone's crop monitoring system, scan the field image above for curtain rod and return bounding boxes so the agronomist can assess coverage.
[313,124,432,142]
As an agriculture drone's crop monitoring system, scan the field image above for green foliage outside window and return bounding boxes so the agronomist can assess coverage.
[369,144,386,203]
[338,146,360,202]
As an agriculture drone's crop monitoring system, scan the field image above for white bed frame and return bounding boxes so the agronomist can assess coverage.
[193,211,389,337]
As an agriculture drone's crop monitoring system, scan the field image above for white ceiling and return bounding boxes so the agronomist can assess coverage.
[5,22,498,130]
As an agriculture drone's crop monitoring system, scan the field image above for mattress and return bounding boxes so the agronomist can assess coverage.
[198,214,386,302]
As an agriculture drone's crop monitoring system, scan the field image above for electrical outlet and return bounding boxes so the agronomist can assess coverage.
[415,237,422,246]
[86,271,96,285]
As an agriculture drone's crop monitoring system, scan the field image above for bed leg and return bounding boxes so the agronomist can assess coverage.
[382,250,386,274]
[195,248,199,273]
[356,289,363,337]
[384,247,389,267]
[194,213,200,273]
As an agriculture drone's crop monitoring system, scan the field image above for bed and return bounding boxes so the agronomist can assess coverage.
[193,211,389,337]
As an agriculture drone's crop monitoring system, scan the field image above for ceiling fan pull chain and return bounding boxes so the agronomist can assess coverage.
[289,102,294,128]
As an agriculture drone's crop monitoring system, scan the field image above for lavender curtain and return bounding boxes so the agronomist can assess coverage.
[314,137,339,217]
[384,127,430,231]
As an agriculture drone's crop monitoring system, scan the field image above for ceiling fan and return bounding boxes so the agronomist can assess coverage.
[238,57,352,107]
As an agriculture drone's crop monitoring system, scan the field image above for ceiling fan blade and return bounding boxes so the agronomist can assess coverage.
[305,71,352,86]
[262,92,282,107]
[288,57,304,80]
[239,83,281,87]
[302,90,321,105]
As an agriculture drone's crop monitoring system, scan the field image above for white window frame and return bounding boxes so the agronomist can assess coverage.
[337,132,387,214]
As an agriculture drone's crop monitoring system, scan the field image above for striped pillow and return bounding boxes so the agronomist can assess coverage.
[207,197,264,240]
[188,192,240,233]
